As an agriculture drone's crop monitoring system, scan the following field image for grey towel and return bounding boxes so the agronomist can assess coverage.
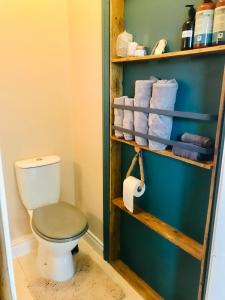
[134,78,157,145]
[114,97,125,138]
[123,98,134,141]
[172,146,206,162]
[149,79,178,150]
[181,133,213,149]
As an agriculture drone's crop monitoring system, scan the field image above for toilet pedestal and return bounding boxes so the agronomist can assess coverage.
[35,234,79,282]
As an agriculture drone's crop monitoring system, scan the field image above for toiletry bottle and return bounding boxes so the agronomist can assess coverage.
[213,0,225,44]
[181,5,196,50]
[194,0,216,48]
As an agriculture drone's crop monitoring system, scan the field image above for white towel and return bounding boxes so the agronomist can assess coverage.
[148,79,178,150]
[114,97,125,138]
[123,98,134,141]
[134,78,157,145]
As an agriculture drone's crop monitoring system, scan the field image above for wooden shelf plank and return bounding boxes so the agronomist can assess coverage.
[111,259,163,300]
[113,197,204,261]
[111,45,225,63]
[111,136,214,170]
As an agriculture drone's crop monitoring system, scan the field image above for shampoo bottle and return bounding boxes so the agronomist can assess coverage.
[213,0,225,44]
[181,5,196,50]
[194,0,216,48]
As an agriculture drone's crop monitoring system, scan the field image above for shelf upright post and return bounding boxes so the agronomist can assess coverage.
[109,0,124,261]
[198,67,225,300]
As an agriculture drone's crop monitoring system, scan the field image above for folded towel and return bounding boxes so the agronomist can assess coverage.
[148,79,178,150]
[114,97,125,138]
[123,98,134,141]
[181,133,213,149]
[134,78,157,145]
[172,146,207,162]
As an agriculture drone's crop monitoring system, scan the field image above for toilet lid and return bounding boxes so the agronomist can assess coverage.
[32,202,88,241]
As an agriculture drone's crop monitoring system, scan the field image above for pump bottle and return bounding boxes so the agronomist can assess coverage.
[181,5,196,50]
[213,0,225,45]
[194,0,216,48]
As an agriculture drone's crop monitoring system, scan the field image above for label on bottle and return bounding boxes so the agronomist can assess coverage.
[194,9,214,45]
[213,6,225,44]
[182,30,193,38]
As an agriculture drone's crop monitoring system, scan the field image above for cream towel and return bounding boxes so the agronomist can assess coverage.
[148,79,178,150]
[123,98,134,141]
[114,97,125,138]
[134,78,157,145]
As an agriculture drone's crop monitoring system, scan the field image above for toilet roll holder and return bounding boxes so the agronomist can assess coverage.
[126,147,145,191]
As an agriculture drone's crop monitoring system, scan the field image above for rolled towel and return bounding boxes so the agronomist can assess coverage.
[114,97,125,138]
[172,146,207,162]
[149,79,178,150]
[134,78,157,145]
[181,133,213,149]
[123,97,134,141]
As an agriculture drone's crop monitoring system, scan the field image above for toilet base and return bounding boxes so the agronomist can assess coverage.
[34,234,80,282]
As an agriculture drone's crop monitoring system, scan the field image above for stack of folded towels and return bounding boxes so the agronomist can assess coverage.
[172,133,213,161]
[114,76,178,150]
[114,96,134,140]
[113,78,214,162]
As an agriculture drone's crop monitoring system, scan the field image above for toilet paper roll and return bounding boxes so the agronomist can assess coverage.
[123,176,145,213]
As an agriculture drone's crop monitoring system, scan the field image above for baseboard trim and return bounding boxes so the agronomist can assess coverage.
[12,234,37,258]
[84,230,103,257]
[12,230,103,258]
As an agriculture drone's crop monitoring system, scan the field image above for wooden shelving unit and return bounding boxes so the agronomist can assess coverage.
[111,136,214,170]
[108,1,225,299]
[113,197,203,261]
[112,45,225,63]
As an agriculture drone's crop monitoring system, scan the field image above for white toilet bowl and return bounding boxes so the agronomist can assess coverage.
[34,232,80,282]
[31,201,88,282]
[15,156,88,282]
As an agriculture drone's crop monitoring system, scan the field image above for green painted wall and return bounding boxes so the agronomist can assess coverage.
[102,0,225,299]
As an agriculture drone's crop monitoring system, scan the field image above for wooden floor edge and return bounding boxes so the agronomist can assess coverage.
[110,259,164,300]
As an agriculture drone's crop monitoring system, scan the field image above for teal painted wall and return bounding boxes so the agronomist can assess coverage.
[102,0,225,299]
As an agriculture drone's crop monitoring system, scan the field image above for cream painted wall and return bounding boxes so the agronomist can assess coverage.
[0,0,103,243]
[0,0,75,240]
[68,0,103,241]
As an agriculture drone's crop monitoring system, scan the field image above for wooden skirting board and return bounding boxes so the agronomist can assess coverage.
[113,197,203,261]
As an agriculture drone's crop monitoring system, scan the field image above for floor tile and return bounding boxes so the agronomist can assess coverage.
[17,249,41,282]
[13,259,33,300]
[13,239,144,300]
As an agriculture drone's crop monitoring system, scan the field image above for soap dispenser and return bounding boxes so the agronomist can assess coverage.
[213,0,225,45]
[194,0,216,48]
[181,5,196,50]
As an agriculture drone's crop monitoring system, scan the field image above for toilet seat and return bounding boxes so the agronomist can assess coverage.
[32,202,88,243]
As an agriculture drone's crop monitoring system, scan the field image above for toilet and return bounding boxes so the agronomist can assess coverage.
[15,155,88,282]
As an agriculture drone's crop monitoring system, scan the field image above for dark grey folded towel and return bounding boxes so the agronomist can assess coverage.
[181,133,213,149]
[172,147,207,162]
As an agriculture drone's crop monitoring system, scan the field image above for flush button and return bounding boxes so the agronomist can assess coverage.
[36,158,43,161]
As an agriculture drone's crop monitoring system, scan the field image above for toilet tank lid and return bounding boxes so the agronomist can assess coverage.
[15,156,61,169]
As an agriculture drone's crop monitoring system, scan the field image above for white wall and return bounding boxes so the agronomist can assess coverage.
[205,138,225,300]
[0,0,75,240]
[0,153,17,300]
